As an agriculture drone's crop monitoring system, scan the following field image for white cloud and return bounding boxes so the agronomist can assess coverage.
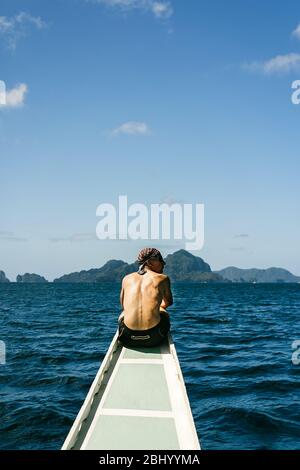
[151,2,173,18]
[244,53,300,74]
[292,22,300,39]
[0,11,46,50]
[0,16,12,33]
[50,233,97,243]
[0,231,27,242]
[15,12,45,29]
[89,0,173,19]
[111,121,150,136]
[0,83,28,108]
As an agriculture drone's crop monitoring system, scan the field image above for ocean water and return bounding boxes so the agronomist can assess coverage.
[0,282,299,450]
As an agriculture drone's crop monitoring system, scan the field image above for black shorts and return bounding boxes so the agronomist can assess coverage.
[118,313,170,348]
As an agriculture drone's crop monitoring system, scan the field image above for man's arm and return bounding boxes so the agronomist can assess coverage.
[160,276,173,309]
[120,280,124,309]
[118,279,125,322]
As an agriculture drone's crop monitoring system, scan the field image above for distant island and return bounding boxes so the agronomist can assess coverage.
[0,270,10,283]
[16,273,48,283]
[52,249,300,283]
[53,249,223,283]
[216,266,300,283]
[1,249,300,283]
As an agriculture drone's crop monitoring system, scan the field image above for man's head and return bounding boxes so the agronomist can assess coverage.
[137,248,166,275]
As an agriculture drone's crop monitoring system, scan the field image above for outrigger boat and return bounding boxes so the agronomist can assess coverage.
[62,331,200,450]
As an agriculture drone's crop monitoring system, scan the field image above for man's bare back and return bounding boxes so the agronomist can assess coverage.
[119,269,173,330]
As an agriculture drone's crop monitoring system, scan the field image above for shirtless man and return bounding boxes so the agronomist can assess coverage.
[117,248,173,347]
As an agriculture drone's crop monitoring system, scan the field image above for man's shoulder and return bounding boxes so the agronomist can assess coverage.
[156,273,170,283]
[122,272,138,283]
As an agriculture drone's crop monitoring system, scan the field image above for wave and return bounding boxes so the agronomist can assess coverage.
[1,283,299,450]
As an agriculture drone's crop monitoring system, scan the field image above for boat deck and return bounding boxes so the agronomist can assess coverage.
[62,331,200,450]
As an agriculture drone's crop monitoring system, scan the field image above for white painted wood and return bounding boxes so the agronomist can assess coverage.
[164,334,201,450]
[100,408,174,418]
[120,358,164,364]
[61,330,120,450]
[80,346,127,449]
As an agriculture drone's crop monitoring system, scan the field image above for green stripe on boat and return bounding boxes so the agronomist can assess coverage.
[62,331,201,450]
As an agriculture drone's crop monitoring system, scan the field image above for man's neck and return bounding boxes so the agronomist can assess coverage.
[144,267,161,274]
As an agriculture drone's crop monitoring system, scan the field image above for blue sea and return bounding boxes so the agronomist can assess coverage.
[0,283,299,450]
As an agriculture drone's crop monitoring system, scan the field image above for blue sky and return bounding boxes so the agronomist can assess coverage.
[1,0,300,281]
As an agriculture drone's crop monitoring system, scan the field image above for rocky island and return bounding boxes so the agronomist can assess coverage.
[216,266,300,283]
[53,250,225,283]
[0,270,10,282]
[16,273,48,283]
[5,251,299,284]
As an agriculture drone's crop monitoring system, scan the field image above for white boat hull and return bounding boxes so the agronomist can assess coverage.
[62,331,200,450]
